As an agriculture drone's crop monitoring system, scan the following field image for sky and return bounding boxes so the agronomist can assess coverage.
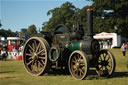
[0,0,93,32]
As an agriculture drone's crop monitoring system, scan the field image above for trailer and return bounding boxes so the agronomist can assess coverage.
[94,32,121,48]
[7,37,24,60]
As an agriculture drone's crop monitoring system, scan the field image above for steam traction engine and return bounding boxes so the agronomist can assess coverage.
[23,7,116,80]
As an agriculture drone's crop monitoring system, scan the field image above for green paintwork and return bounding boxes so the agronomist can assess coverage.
[69,33,76,39]
[69,33,81,39]
[52,50,57,60]
[55,25,69,34]
[56,35,69,42]
[64,41,81,52]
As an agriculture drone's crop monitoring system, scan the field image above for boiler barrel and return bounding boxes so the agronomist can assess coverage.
[64,41,81,51]
[63,39,100,53]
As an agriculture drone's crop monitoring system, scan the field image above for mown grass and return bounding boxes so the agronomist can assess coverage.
[0,48,128,85]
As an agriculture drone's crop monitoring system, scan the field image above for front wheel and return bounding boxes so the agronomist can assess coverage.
[68,51,89,80]
[96,50,116,77]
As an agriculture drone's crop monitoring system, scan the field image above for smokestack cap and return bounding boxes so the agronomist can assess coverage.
[87,6,93,11]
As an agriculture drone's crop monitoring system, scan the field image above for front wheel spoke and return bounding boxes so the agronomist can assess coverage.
[105,66,108,71]
[79,69,84,74]
[103,54,107,60]
[77,54,80,59]
[72,66,77,71]
[74,70,78,75]
[104,53,107,57]
[79,63,85,66]
[98,62,102,65]
[73,56,77,61]
[99,66,103,70]
[107,64,111,67]
[72,60,77,63]
[99,56,102,61]
[106,56,110,61]
[107,64,112,69]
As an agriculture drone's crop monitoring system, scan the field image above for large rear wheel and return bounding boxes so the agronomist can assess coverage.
[68,51,89,80]
[23,37,50,76]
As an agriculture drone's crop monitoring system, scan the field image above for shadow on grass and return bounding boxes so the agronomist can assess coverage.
[0,76,16,79]
[46,69,70,76]
[87,70,128,80]
[0,71,15,74]
[46,69,128,80]
[87,69,128,80]
[0,71,16,79]
[112,72,128,78]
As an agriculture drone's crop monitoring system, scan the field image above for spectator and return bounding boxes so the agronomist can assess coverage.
[121,43,126,58]
[127,57,128,68]
[13,47,17,52]
[1,48,8,60]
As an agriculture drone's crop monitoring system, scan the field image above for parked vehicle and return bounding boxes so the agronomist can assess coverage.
[23,7,116,80]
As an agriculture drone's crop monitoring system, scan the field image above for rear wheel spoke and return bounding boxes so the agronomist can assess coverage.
[36,43,41,53]
[26,53,32,56]
[28,44,34,52]
[38,49,45,55]
[27,60,33,65]
[38,56,46,60]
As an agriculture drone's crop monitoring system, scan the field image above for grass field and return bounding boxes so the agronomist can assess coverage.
[0,48,128,85]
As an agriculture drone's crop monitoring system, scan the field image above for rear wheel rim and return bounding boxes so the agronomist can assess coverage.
[23,37,50,76]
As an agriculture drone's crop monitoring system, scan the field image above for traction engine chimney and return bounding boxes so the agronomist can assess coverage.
[87,7,93,39]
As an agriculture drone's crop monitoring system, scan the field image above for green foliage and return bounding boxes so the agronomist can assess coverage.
[0,20,2,28]
[0,29,17,38]
[42,2,79,31]
[42,2,90,35]
[19,25,38,38]
[91,0,128,37]
[27,24,37,37]
[21,28,27,33]
[0,23,38,38]
[18,28,28,39]
[42,1,128,37]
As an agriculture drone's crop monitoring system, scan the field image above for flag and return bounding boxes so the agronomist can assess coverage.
[114,25,118,30]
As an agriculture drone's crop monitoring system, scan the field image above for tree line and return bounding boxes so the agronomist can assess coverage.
[42,0,128,38]
[0,0,128,38]
[0,24,38,38]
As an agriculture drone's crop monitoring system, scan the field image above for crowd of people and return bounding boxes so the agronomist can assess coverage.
[0,44,8,60]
